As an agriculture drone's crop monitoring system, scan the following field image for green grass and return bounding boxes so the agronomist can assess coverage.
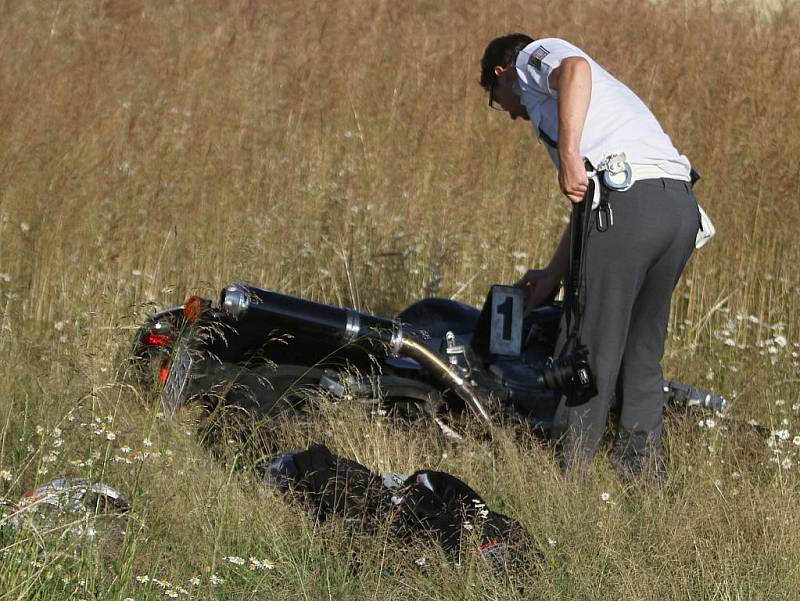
[1,0,799,598]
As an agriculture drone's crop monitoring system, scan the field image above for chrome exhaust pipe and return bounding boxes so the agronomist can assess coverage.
[221,284,493,426]
[394,334,493,425]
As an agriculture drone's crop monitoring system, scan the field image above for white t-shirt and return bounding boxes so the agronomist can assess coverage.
[514,38,691,178]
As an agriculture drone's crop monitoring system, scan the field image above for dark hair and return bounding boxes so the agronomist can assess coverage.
[480,33,534,90]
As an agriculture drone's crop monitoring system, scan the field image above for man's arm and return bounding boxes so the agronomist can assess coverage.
[548,56,592,204]
[516,225,570,312]
[547,225,571,281]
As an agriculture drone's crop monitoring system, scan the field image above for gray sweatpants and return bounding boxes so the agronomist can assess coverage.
[550,177,699,468]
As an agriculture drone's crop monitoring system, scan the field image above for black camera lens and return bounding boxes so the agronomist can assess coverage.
[536,344,597,406]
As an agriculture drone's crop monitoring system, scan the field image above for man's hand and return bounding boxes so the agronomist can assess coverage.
[558,153,589,204]
[515,268,560,314]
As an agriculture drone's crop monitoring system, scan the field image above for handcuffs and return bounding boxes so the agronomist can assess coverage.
[585,152,633,232]
[595,152,633,191]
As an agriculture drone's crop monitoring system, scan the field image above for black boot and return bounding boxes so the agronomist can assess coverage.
[609,429,667,484]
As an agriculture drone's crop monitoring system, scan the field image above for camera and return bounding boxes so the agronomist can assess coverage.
[536,343,598,407]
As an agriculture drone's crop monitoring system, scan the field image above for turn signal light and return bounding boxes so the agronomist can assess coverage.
[183,295,206,321]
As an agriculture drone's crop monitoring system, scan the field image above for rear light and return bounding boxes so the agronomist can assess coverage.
[145,332,173,346]
[159,365,170,384]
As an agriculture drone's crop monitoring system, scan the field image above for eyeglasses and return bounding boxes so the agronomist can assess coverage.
[488,80,505,111]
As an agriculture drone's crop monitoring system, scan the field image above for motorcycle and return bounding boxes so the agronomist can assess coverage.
[128,282,727,438]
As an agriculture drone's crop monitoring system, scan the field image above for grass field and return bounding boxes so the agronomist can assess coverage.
[1,0,799,599]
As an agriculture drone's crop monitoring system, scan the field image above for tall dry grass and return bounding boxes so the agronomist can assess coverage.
[1,0,799,599]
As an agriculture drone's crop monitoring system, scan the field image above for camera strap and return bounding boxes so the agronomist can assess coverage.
[563,176,597,345]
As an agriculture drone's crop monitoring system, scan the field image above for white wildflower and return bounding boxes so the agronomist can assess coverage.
[781,457,793,470]
[143,438,153,447]
[0,469,12,481]
[772,429,791,441]
[249,557,275,571]
[774,335,788,348]
[600,492,611,503]
[209,574,223,586]
[697,418,716,429]
[20,222,30,233]
[224,556,245,566]
[547,537,557,548]
[188,576,201,586]
[135,575,150,583]
[54,321,65,331]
